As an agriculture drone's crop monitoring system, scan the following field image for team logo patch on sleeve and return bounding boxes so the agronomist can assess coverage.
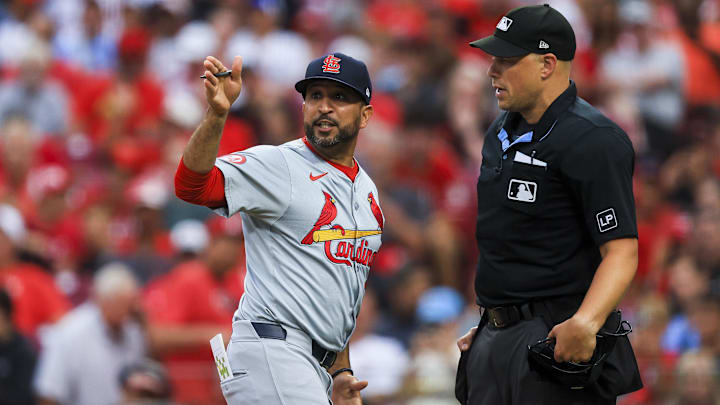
[596,208,618,233]
[219,153,247,165]
[507,179,536,203]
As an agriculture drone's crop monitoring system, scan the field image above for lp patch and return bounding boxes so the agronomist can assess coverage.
[507,179,537,203]
[596,208,617,232]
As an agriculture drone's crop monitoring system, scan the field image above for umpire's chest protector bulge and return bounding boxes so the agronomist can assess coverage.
[474,83,638,306]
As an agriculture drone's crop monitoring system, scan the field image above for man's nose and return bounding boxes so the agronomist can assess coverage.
[487,60,500,78]
[317,96,333,113]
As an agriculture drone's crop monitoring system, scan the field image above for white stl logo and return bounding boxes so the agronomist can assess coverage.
[497,16,513,31]
[507,179,537,203]
[596,208,618,233]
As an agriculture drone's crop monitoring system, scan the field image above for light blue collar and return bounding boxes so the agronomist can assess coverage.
[497,128,533,152]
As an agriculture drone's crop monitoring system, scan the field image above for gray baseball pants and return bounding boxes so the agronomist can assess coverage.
[220,320,333,404]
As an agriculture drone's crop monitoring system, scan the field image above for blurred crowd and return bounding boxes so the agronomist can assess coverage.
[0,0,718,404]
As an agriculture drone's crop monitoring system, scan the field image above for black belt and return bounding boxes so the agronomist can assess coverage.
[482,294,586,329]
[483,302,536,329]
[481,294,589,329]
[251,322,337,369]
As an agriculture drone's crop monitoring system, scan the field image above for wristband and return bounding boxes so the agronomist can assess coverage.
[331,368,353,379]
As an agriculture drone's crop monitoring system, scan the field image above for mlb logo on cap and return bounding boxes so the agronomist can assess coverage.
[469,4,576,61]
[496,16,513,31]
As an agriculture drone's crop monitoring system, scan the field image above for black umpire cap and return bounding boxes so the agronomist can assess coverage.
[295,52,372,104]
[470,4,576,61]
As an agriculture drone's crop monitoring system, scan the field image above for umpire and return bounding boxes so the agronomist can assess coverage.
[455,4,643,404]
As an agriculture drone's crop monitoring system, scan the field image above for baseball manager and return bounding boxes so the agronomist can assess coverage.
[175,52,383,404]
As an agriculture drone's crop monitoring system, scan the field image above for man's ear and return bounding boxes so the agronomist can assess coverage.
[359,104,374,129]
[540,53,558,80]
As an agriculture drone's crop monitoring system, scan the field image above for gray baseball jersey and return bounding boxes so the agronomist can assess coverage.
[214,138,384,352]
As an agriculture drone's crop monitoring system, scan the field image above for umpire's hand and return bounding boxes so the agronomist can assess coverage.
[457,327,477,352]
[547,314,597,363]
[203,55,243,116]
[331,372,368,405]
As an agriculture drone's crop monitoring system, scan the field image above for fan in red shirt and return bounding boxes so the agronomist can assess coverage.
[72,27,164,159]
[143,220,245,405]
[0,204,69,343]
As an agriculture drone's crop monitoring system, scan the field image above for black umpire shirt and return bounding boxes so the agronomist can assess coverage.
[475,82,637,307]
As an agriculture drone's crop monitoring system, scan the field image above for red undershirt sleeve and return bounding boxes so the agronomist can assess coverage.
[174,158,227,209]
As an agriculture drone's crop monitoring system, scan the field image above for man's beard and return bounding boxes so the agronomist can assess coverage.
[304,115,360,148]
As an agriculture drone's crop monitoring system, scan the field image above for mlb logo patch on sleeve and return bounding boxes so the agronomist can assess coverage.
[596,208,618,233]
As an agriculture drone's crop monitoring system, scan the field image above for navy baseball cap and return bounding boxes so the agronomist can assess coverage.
[470,4,576,61]
[295,52,372,104]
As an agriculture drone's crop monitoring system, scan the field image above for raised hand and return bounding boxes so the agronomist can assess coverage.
[203,55,243,116]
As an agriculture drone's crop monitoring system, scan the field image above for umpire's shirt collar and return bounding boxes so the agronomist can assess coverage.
[502,81,577,141]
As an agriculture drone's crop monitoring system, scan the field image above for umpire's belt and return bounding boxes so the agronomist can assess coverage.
[251,322,337,369]
[483,302,537,329]
[482,295,585,329]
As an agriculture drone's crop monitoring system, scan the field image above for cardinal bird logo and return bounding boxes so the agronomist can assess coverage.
[301,191,337,244]
[302,190,382,267]
[368,192,383,230]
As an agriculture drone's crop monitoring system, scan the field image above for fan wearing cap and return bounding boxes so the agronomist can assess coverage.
[454,4,642,404]
[174,52,382,405]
